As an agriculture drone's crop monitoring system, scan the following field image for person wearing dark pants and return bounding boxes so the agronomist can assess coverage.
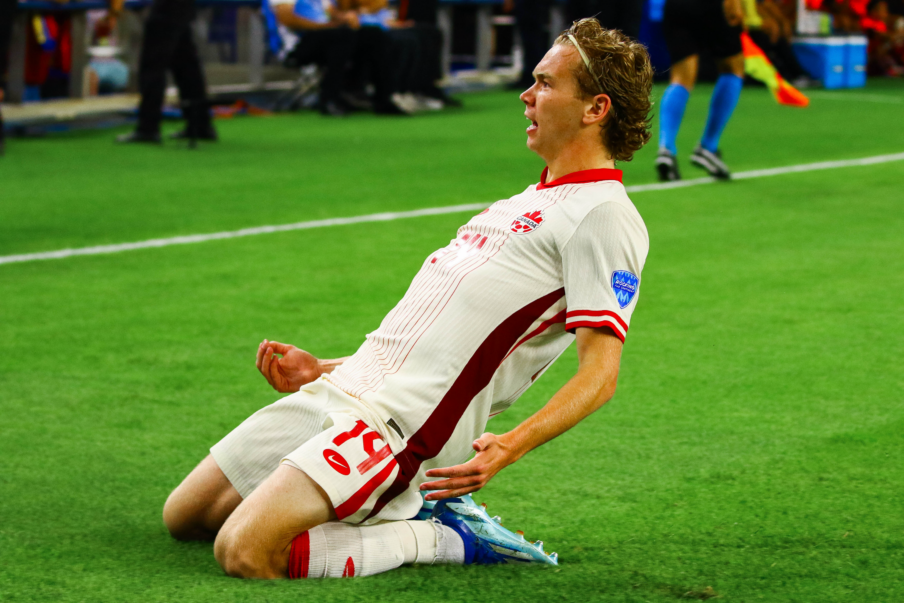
[117,0,215,143]
[509,0,551,90]
[566,0,644,39]
[271,0,364,116]
[0,0,18,155]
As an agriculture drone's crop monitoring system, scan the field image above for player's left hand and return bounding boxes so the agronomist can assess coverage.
[419,433,515,501]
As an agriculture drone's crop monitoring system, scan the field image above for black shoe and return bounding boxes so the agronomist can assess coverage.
[319,100,350,117]
[655,148,681,182]
[373,101,411,116]
[690,145,731,180]
[340,92,373,112]
[116,131,162,144]
[169,126,218,141]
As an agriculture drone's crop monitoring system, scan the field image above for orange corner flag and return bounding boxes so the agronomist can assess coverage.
[741,32,809,108]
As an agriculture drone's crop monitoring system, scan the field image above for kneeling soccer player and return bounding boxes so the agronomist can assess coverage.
[162,18,653,579]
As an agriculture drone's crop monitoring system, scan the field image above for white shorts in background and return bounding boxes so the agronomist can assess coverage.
[210,378,422,525]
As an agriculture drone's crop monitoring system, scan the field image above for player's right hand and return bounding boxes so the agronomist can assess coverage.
[256,340,322,393]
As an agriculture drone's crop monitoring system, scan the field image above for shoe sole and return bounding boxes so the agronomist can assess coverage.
[655,158,680,182]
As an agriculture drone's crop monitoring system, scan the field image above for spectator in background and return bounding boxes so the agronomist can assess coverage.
[864,0,904,74]
[353,0,457,110]
[505,0,552,90]
[115,0,217,143]
[382,0,461,106]
[269,0,361,115]
[1,0,16,155]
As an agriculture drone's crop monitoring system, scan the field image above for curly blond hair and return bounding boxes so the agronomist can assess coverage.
[555,19,653,162]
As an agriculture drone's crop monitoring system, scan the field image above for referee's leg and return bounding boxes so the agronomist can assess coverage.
[163,455,243,541]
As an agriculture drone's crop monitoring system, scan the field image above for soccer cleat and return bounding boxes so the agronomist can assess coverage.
[430,495,558,566]
[655,148,681,182]
[690,145,731,180]
[414,491,437,521]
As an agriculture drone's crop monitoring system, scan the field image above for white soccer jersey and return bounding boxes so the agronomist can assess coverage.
[326,167,649,521]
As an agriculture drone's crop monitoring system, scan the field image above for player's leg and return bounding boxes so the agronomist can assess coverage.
[214,464,335,578]
[656,0,699,181]
[163,455,243,541]
[691,5,745,180]
[213,463,463,578]
[697,52,744,157]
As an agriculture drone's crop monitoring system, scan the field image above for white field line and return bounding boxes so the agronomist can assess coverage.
[2,151,904,267]
[808,91,904,105]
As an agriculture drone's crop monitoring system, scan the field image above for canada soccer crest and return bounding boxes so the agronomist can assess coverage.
[511,210,545,234]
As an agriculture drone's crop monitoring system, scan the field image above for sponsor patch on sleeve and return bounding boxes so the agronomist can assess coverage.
[611,270,639,309]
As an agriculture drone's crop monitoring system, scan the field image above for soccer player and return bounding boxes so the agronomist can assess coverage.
[162,18,652,579]
[655,0,746,181]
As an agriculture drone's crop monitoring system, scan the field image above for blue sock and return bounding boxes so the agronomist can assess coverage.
[658,84,690,155]
[700,74,743,153]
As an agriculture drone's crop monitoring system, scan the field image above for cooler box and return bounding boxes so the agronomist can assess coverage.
[845,35,868,88]
[792,36,847,89]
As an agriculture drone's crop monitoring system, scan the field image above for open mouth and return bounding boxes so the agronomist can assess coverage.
[525,115,538,134]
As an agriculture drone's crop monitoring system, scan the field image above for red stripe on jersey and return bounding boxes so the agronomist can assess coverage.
[566,320,626,342]
[288,531,310,579]
[566,309,628,332]
[503,308,567,362]
[334,458,398,520]
[362,287,566,522]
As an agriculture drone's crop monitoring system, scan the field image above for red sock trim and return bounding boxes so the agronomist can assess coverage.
[342,556,355,578]
[288,532,310,579]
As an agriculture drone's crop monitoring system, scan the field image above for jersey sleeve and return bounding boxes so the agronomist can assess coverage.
[561,202,649,342]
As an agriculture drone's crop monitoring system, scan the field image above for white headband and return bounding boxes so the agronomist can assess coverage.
[567,34,604,93]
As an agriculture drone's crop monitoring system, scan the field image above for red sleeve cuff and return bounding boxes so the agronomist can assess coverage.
[565,310,628,342]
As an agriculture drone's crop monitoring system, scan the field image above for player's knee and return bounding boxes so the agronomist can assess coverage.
[162,488,213,541]
[214,529,281,579]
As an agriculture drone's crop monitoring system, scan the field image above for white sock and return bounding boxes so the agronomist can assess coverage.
[294,520,465,578]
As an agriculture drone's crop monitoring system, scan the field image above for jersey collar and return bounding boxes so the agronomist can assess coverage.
[536,167,623,190]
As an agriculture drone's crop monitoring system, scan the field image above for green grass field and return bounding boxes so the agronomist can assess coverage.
[1,81,903,602]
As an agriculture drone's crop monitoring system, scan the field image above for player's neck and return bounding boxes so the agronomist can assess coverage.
[544,140,615,182]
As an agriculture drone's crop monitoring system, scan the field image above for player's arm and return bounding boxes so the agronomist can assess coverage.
[421,325,622,500]
[256,339,350,393]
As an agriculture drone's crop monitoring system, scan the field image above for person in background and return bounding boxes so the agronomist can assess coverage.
[114,0,217,143]
[864,0,904,75]
[743,0,813,86]
[393,0,460,106]
[505,0,552,90]
[1,0,18,155]
[655,0,746,181]
[567,0,644,39]
[353,0,455,111]
[268,0,363,116]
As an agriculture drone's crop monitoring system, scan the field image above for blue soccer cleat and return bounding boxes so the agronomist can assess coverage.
[430,495,559,566]
[414,491,437,521]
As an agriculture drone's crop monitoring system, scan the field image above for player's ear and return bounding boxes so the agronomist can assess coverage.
[584,93,612,126]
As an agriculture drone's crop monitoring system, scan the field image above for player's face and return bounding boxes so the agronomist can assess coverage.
[520,45,587,160]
